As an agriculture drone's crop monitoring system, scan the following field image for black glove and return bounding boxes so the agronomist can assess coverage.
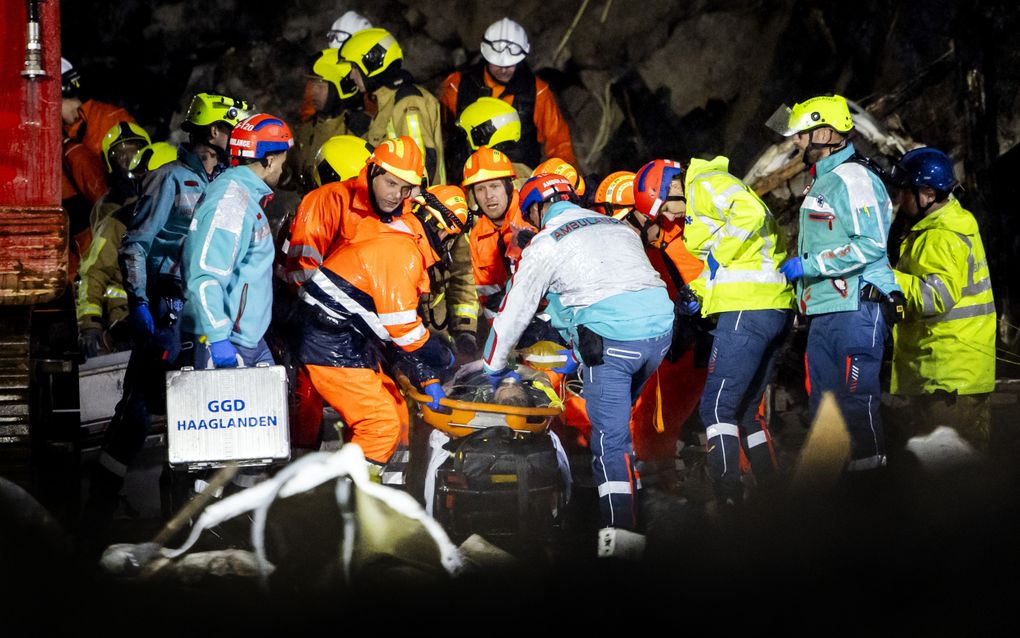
[882,290,907,325]
[453,331,478,357]
[79,327,104,359]
[516,228,536,249]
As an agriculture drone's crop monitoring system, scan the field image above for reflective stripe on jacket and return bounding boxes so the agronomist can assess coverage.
[296,223,449,386]
[796,143,900,315]
[183,165,275,348]
[365,79,445,185]
[681,156,793,315]
[76,212,129,331]
[892,199,995,395]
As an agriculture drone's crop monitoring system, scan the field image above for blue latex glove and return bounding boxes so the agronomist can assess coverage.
[422,380,446,410]
[130,302,155,338]
[779,257,804,282]
[706,252,720,279]
[210,339,240,368]
[552,349,578,375]
[678,285,701,315]
[484,368,521,390]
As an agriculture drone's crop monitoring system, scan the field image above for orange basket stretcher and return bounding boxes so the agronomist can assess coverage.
[396,373,562,439]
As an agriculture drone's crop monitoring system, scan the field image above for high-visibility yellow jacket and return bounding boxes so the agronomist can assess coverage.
[892,198,995,395]
[682,156,794,315]
[76,208,129,331]
[365,77,446,186]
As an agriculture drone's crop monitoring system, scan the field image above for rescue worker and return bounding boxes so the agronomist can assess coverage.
[439,17,577,179]
[284,137,432,451]
[460,147,533,330]
[768,94,903,471]
[634,157,795,504]
[90,122,151,230]
[889,147,995,452]
[60,58,138,266]
[80,93,249,533]
[184,113,293,368]
[299,10,374,122]
[590,171,708,493]
[341,28,446,185]
[291,50,365,192]
[483,173,674,550]
[77,142,177,359]
[448,96,529,185]
[294,176,459,482]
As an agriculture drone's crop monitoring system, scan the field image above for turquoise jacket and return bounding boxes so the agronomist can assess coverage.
[796,143,900,315]
[183,165,275,348]
[119,145,213,305]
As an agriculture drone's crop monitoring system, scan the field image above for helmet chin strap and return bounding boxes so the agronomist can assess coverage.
[802,129,847,165]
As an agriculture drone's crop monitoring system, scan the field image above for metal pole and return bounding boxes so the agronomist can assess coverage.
[21,0,47,80]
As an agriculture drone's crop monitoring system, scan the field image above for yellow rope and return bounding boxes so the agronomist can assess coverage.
[554,0,592,62]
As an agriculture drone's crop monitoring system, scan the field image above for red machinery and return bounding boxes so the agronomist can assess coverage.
[0,0,76,503]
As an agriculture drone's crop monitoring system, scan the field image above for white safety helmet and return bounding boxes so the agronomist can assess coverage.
[480,18,530,67]
[326,10,373,49]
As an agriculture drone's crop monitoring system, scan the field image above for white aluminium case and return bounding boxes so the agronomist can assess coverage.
[166,364,290,468]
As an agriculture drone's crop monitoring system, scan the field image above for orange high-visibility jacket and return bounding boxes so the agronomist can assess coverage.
[285,166,431,288]
[439,66,577,167]
[468,191,535,319]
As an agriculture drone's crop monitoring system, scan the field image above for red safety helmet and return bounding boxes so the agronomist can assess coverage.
[519,173,577,213]
[228,113,294,165]
[633,159,685,219]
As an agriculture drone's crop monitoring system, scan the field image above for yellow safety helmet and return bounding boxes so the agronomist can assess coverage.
[183,92,252,130]
[128,142,178,179]
[311,49,358,100]
[766,94,854,137]
[531,157,585,197]
[340,28,403,79]
[457,97,521,151]
[101,121,151,172]
[313,135,373,186]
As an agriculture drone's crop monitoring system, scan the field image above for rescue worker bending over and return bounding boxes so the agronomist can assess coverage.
[341,28,446,185]
[889,147,995,452]
[184,113,293,368]
[77,142,177,359]
[294,145,457,479]
[285,138,433,451]
[769,94,902,471]
[635,157,794,505]
[439,17,576,180]
[483,174,673,549]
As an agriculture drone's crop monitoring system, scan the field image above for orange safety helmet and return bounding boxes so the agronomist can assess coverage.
[532,157,585,196]
[593,171,636,220]
[633,159,685,219]
[461,146,517,188]
[413,184,472,235]
[367,135,424,185]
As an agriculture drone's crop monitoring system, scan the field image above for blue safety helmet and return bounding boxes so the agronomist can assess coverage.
[892,147,958,195]
[519,173,577,213]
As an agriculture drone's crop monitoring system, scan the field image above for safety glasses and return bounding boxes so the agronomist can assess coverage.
[482,38,528,57]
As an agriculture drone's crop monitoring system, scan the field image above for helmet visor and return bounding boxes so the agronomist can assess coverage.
[326,30,351,47]
[765,104,797,137]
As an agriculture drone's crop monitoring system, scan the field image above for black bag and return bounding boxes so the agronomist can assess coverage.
[438,426,562,539]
